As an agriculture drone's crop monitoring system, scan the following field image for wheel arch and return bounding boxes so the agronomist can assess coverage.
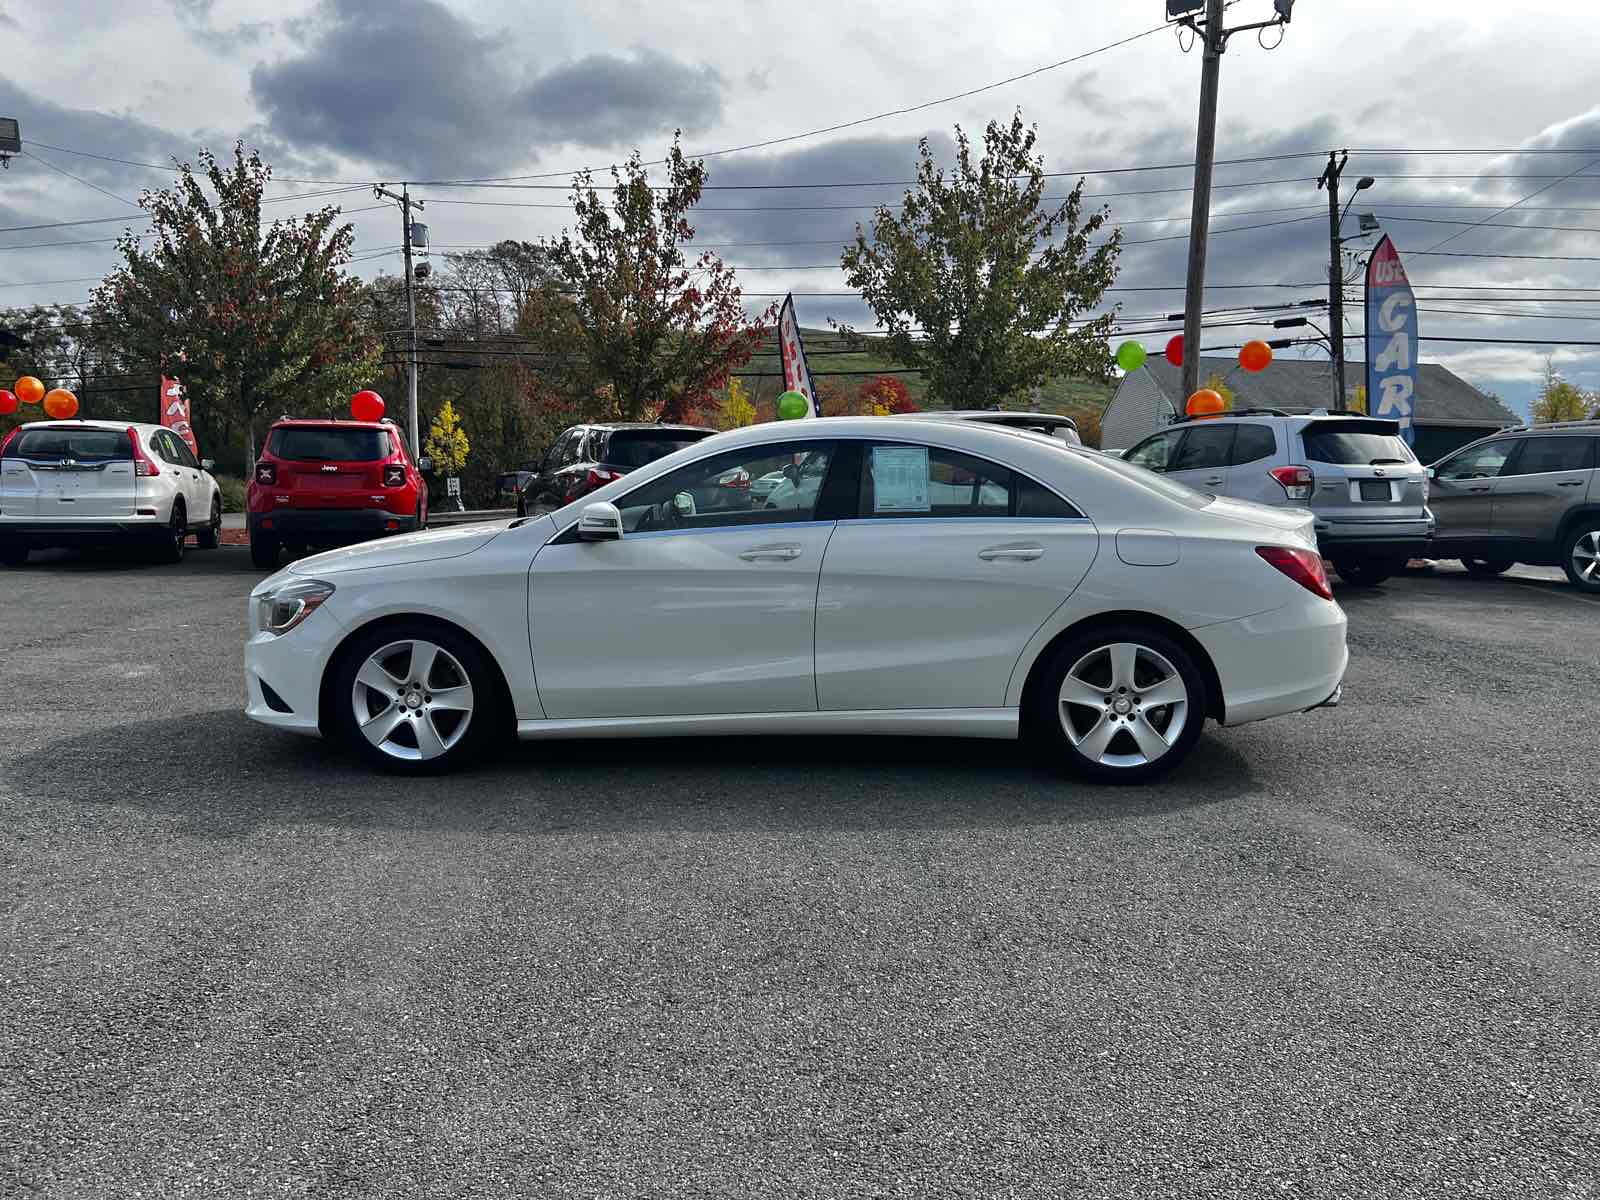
[1555,503,1600,550]
[1017,609,1227,735]
[317,611,516,738]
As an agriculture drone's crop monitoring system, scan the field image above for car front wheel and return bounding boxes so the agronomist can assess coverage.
[0,541,27,567]
[1562,524,1600,593]
[1035,625,1208,784]
[334,623,505,773]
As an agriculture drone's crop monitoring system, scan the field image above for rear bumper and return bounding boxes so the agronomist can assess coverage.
[1193,597,1349,727]
[1314,514,1433,561]
[0,517,165,542]
[249,509,417,542]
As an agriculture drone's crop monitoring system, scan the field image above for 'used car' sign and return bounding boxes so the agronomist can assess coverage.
[1365,235,1419,445]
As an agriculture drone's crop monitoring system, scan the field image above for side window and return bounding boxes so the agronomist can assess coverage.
[616,441,835,532]
[1231,424,1277,466]
[1125,431,1176,472]
[553,429,582,469]
[155,432,184,465]
[1437,440,1515,481]
[1015,475,1083,518]
[1171,425,1235,471]
[174,437,199,469]
[1503,437,1594,476]
[861,444,1009,519]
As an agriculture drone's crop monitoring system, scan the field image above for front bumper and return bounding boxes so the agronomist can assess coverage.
[0,517,166,543]
[249,509,417,543]
[243,593,347,738]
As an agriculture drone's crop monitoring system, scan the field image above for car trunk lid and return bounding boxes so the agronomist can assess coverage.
[1,425,137,520]
[1299,419,1428,522]
[268,425,392,510]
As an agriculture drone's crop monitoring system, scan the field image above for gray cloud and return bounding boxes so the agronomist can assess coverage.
[520,50,724,148]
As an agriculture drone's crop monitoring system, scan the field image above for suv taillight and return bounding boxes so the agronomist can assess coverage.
[255,461,277,486]
[383,464,405,487]
[719,468,751,490]
[1269,465,1314,500]
[1256,546,1333,601]
[129,427,160,477]
[0,427,18,458]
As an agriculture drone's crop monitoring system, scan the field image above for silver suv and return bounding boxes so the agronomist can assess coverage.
[1428,419,1600,592]
[1122,411,1430,586]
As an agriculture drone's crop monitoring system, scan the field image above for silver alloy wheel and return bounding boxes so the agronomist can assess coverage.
[1572,530,1600,583]
[351,639,475,762]
[1058,642,1189,769]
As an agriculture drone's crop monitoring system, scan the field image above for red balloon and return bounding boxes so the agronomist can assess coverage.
[0,389,16,415]
[351,390,385,422]
[1165,335,1184,367]
[1239,340,1273,373]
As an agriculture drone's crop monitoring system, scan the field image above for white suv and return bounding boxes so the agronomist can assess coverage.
[0,420,223,565]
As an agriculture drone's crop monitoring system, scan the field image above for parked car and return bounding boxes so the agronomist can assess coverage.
[494,469,534,505]
[245,417,1347,781]
[0,419,222,565]
[1427,418,1600,591]
[1121,410,1430,586]
[247,417,429,570]
[516,423,716,517]
[901,409,1083,445]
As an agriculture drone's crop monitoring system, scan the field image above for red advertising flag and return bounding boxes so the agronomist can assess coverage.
[159,377,200,458]
[776,294,819,417]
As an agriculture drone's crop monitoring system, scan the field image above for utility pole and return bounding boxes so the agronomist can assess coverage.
[374,184,425,458]
[1172,0,1296,401]
[1318,152,1376,408]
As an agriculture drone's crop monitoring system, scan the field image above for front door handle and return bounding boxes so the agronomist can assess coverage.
[739,544,802,562]
[1203,476,1224,486]
[1468,486,1490,493]
[1557,479,1584,487]
[979,544,1045,562]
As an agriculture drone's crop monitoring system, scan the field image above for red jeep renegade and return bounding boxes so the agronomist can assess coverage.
[248,418,428,569]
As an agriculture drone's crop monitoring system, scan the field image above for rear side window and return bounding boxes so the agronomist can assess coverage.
[9,427,131,461]
[1505,436,1595,476]
[1015,475,1082,518]
[603,430,709,468]
[267,427,389,461]
[1231,424,1277,465]
[1125,431,1177,471]
[1171,425,1234,471]
[1301,426,1414,465]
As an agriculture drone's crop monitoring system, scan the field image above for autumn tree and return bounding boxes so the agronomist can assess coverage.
[1533,357,1592,423]
[839,113,1122,409]
[1202,371,1235,411]
[719,377,758,429]
[536,137,773,423]
[858,374,917,415]
[94,143,379,468]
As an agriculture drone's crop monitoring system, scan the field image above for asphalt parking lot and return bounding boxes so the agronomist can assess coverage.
[2,546,1596,1198]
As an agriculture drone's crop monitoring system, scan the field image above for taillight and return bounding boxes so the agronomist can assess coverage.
[0,427,19,457]
[383,464,405,487]
[1255,546,1333,601]
[1269,465,1314,500]
[255,461,277,486]
[719,468,751,490]
[128,427,160,476]
[584,467,623,490]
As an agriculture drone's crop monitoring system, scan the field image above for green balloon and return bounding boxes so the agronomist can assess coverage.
[777,390,810,420]
[1115,340,1148,372]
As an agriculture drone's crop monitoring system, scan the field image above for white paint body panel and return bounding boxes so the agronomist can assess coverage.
[241,417,1347,760]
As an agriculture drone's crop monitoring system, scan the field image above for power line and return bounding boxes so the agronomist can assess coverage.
[19,148,142,210]
[1418,155,1600,253]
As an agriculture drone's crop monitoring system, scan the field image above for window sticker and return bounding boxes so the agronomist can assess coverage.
[871,445,931,512]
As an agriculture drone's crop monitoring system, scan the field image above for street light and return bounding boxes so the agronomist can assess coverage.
[1338,175,1375,237]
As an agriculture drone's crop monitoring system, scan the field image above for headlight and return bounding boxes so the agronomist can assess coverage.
[256,578,335,637]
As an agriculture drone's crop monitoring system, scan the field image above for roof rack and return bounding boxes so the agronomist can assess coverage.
[1520,416,1600,431]
[1168,407,1289,425]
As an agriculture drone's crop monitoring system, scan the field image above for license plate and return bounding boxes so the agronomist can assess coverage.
[1359,480,1391,501]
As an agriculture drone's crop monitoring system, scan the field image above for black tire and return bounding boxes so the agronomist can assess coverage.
[1461,557,1513,578]
[153,500,186,564]
[1332,557,1393,587]
[515,497,527,519]
[1032,623,1209,784]
[250,535,280,571]
[0,541,28,567]
[332,620,507,774]
[416,500,427,531]
[196,495,222,550]
[1560,522,1600,593]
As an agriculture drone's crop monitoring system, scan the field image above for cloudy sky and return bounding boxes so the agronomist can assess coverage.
[4,0,1600,416]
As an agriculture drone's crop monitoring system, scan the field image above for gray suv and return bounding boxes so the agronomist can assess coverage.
[1122,411,1430,586]
[1428,420,1600,592]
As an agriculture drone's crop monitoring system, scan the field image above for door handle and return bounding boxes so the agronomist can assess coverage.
[1468,486,1490,493]
[1557,480,1584,487]
[739,544,802,562]
[978,544,1045,562]
[1203,476,1224,486]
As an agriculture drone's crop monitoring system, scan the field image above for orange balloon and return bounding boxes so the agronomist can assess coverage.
[1186,388,1226,418]
[1239,340,1273,373]
[43,388,79,419]
[14,376,45,405]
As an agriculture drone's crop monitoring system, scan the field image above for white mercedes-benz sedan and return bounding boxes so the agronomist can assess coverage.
[245,416,1347,781]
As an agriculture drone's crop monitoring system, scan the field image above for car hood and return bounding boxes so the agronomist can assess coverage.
[1204,495,1319,539]
[288,520,511,575]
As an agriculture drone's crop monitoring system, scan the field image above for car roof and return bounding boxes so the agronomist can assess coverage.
[1486,419,1600,437]
[899,410,1078,427]
[270,417,395,428]
[587,422,712,434]
[8,419,164,434]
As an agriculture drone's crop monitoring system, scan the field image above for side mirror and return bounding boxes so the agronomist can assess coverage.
[1426,466,1436,480]
[417,456,434,474]
[672,491,696,517]
[577,500,623,542]
[200,458,216,471]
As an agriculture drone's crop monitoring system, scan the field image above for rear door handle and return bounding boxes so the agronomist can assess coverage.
[1203,476,1224,486]
[979,544,1045,562]
[739,544,802,562]
[1468,486,1491,493]
[1557,480,1584,487]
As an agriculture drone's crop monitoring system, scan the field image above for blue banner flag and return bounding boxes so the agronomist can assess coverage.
[1365,234,1419,445]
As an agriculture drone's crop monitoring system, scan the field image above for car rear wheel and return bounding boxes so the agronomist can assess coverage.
[0,541,27,567]
[250,535,280,570]
[1332,557,1393,587]
[154,500,186,564]
[1462,557,1513,577]
[334,623,504,773]
[1561,524,1600,593]
[196,496,222,550]
[1035,625,1208,784]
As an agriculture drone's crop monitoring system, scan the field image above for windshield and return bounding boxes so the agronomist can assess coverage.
[268,426,391,462]
[603,430,710,468]
[8,427,131,461]
[1302,426,1415,466]
[1067,445,1214,510]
